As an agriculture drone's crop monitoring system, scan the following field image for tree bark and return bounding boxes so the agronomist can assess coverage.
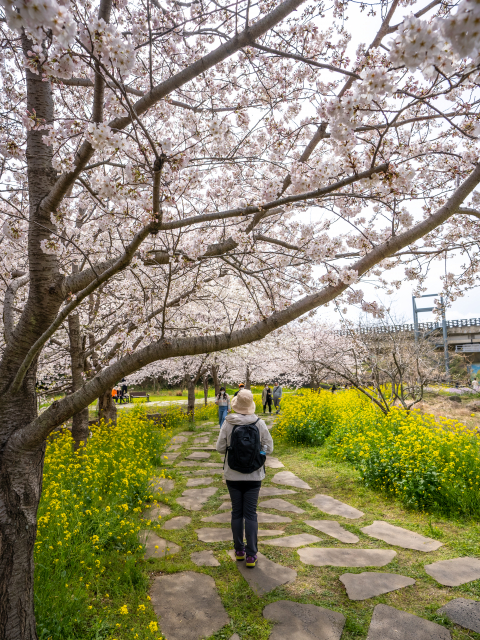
[68,312,89,449]
[210,364,220,396]
[186,378,196,417]
[245,365,251,390]
[203,374,209,406]
[98,389,117,425]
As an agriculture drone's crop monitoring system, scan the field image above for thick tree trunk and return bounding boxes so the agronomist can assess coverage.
[68,312,89,449]
[0,373,42,640]
[98,389,117,425]
[210,364,220,396]
[245,365,251,390]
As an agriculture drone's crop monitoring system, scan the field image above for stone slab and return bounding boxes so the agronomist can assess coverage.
[139,531,181,559]
[265,457,285,469]
[197,528,284,542]
[177,461,223,468]
[170,435,188,444]
[230,635,240,640]
[177,487,218,511]
[218,487,297,500]
[361,521,442,552]
[366,604,451,640]
[188,446,216,450]
[305,520,359,543]
[271,471,312,490]
[340,572,416,601]
[163,452,181,463]
[177,431,194,436]
[192,469,222,475]
[163,516,192,530]
[193,436,210,444]
[186,451,211,460]
[219,501,232,510]
[149,477,175,494]
[195,431,211,436]
[142,504,171,520]
[307,494,364,519]
[438,598,480,633]
[424,557,480,586]
[167,444,181,451]
[258,512,292,524]
[191,550,220,567]
[186,477,214,487]
[228,550,297,595]
[298,548,397,568]
[261,533,321,548]
[263,600,345,640]
[259,498,305,513]
[150,571,229,640]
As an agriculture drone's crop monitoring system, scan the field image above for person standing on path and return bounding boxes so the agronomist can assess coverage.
[262,384,273,414]
[216,389,273,568]
[215,386,231,427]
[272,382,282,413]
[233,382,245,397]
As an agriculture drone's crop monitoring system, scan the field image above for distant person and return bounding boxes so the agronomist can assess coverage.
[262,384,272,414]
[216,389,273,569]
[331,384,336,393]
[233,382,245,397]
[121,377,128,401]
[215,386,231,427]
[272,382,282,413]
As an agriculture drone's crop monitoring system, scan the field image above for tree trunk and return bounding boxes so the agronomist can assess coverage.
[68,312,89,449]
[203,374,209,406]
[0,372,43,640]
[98,389,117,425]
[187,378,196,417]
[245,365,251,390]
[210,364,220,396]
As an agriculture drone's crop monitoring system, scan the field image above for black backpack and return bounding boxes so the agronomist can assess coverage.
[226,420,266,474]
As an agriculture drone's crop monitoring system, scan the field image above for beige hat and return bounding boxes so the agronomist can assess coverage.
[231,389,256,415]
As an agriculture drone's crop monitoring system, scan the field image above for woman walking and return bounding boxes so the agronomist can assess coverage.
[262,383,272,414]
[216,389,273,568]
[215,386,231,427]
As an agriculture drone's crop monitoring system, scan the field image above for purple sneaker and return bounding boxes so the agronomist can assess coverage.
[246,555,257,568]
[235,547,246,561]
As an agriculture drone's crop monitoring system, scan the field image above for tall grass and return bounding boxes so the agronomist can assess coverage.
[273,389,480,516]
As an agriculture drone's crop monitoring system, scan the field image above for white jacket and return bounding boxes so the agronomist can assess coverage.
[216,412,274,481]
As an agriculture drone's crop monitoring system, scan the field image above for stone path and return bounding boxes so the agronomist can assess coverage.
[140,420,462,640]
[263,600,345,640]
[298,548,397,567]
[150,572,229,640]
[340,572,416,600]
[307,494,364,519]
[438,598,480,633]
[361,521,443,552]
[366,605,451,640]
[305,520,359,543]
[228,551,297,595]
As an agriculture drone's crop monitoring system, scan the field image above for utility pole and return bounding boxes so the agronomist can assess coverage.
[412,293,450,380]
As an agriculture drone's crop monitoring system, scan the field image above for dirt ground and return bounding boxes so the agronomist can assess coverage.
[414,392,480,432]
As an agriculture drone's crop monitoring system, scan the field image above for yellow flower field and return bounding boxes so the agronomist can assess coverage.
[273,390,480,516]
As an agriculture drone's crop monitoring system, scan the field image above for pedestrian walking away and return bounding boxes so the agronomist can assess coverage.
[215,386,231,427]
[233,382,245,397]
[216,389,273,568]
[262,383,272,414]
[272,381,282,414]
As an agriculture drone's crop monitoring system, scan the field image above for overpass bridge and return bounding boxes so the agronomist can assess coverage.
[343,318,480,360]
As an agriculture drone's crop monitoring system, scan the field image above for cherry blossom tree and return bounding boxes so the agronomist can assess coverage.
[1,0,480,634]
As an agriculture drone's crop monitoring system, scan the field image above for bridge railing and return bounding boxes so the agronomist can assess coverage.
[337,318,480,336]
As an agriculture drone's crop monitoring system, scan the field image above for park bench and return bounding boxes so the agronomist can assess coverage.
[129,391,150,403]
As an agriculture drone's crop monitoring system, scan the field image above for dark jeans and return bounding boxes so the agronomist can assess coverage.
[226,480,261,556]
[263,398,272,414]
